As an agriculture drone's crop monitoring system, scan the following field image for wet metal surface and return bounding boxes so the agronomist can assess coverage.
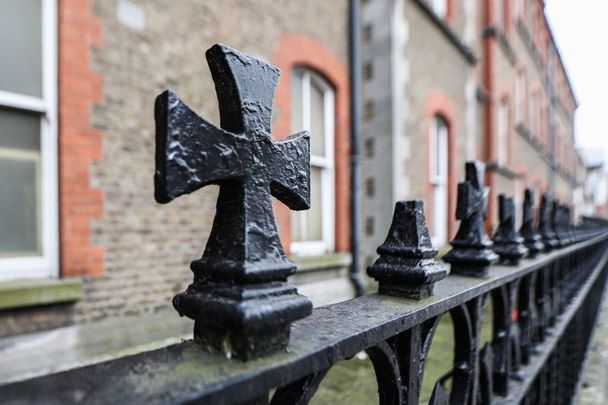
[367,200,447,299]
[154,44,312,360]
[444,161,499,276]
[2,234,607,404]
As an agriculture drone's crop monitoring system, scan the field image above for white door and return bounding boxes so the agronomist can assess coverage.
[430,116,449,246]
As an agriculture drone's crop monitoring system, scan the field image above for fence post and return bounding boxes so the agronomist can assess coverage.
[519,188,545,257]
[444,161,498,276]
[492,194,528,265]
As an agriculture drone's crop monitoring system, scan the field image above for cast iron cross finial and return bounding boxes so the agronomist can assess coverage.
[444,161,498,276]
[155,44,312,360]
[492,194,528,264]
[519,188,544,257]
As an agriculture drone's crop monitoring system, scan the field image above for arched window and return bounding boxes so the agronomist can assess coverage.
[497,98,509,166]
[430,115,449,245]
[514,70,527,125]
[290,68,335,255]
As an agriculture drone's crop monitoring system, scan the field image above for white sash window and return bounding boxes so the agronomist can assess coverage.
[430,116,449,246]
[0,0,58,280]
[290,68,335,256]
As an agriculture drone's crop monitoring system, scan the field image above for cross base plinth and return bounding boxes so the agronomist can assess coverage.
[194,323,291,362]
[443,247,498,277]
[173,281,312,361]
[523,238,544,258]
[378,282,435,300]
[493,243,528,265]
[369,259,448,300]
[541,237,559,252]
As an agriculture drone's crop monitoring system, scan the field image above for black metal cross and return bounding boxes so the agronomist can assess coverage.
[444,161,498,276]
[155,44,312,360]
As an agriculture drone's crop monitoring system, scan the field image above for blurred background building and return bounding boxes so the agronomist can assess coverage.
[579,147,608,217]
[360,0,586,264]
[0,0,606,374]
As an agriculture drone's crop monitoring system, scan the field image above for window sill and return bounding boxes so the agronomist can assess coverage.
[290,252,352,273]
[0,278,83,310]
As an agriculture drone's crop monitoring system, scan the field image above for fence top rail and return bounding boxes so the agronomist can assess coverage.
[3,231,607,405]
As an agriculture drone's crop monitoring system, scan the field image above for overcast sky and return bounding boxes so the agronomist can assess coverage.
[545,1,608,165]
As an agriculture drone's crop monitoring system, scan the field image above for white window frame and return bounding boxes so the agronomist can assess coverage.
[0,0,58,281]
[514,176,522,228]
[497,100,509,166]
[430,116,449,246]
[290,68,335,256]
[515,72,524,125]
[431,0,448,19]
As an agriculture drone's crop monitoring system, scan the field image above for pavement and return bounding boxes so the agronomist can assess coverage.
[0,309,191,384]
[577,285,608,404]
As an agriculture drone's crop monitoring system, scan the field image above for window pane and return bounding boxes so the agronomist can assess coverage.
[307,166,323,241]
[310,80,326,157]
[0,0,42,97]
[432,0,447,18]
[433,117,448,178]
[291,167,323,242]
[0,110,41,256]
[0,108,40,150]
[291,71,304,133]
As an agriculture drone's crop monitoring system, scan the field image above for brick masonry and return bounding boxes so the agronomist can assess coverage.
[3,0,351,334]
[361,0,581,261]
[481,0,580,228]
[361,0,478,260]
[59,0,104,278]
[77,0,350,323]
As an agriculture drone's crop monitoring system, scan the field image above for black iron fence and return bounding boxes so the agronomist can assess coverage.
[2,44,608,405]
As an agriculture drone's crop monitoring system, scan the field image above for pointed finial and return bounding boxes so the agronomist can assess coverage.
[367,200,447,299]
[492,194,528,264]
[519,188,544,257]
[444,161,498,276]
[538,192,559,251]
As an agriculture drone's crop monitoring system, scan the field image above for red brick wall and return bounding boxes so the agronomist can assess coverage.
[58,0,104,276]
[273,34,351,254]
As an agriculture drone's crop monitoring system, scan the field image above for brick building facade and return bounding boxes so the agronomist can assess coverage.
[361,0,583,263]
[0,0,353,337]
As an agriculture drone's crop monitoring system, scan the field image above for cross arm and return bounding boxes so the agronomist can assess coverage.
[269,131,311,210]
[154,90,246,203]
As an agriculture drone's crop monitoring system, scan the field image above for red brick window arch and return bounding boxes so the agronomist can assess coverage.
[273,34,350,256]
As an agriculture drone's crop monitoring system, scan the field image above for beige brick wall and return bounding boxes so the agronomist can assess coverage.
[77,0,349,322]
[403,1,475,242]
